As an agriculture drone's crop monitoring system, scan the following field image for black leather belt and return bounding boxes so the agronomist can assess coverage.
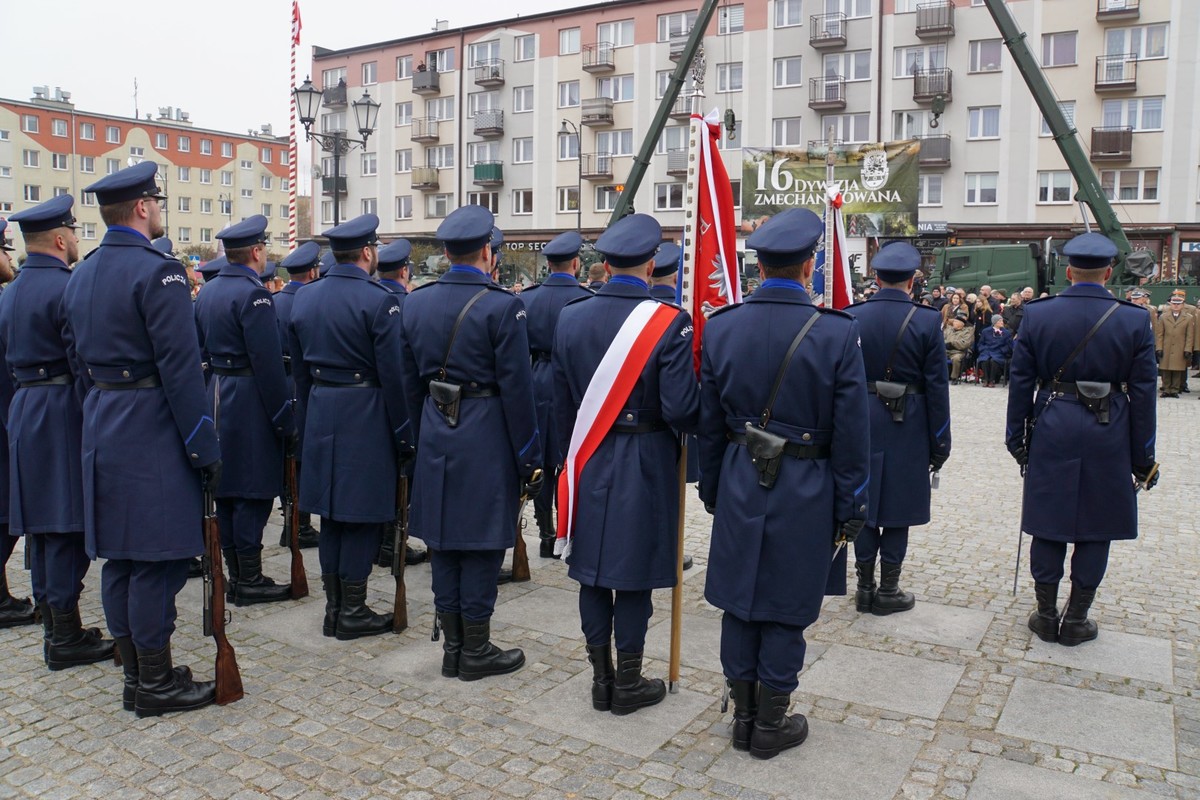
[315,378,380,389]
[867,382,924,395]
[531,351,552,363]
[613,420,668,434]
[94,375,162,390]
[18,374,73,389]
[462,386,498,399]
[1040,381,1126,395]
[212,366,254,377]
[728,430,831,459]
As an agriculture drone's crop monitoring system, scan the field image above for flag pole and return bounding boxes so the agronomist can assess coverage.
[288,1,301,250]
[823,126,836,309]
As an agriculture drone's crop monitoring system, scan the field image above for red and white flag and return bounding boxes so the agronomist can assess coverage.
[813,186,853,310]
[291,0,303,45]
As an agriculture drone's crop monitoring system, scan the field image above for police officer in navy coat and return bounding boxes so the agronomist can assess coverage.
[520,231,592,558]
[0,196,114,670]
[399,205,541,681]
[553,214,699,716]
[194,216,296,607]
[700,208,869,759]
[1006,232,1158,646]
[197,254,225,288]
[846,242,950,616]
[62,160,219,716]
[289,215,403,640]
[0,220,39,630]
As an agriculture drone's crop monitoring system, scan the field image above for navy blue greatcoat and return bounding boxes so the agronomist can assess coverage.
[400,267,540,550]
[521,273,592,464]
[976,325,1014,363]
[1005,284,1157,542]
[0,254,86,534]
[61,227,220,560]
[289,264,408,523]
[699,283,869,626]
[379,278,407,296]
[194,262,295,500]
[0,285,10,529]
[846,289,950,527]
[552,279,699,590]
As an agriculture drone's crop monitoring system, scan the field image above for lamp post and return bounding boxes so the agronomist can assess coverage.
[560,119,582,234]
[293,77,381,227]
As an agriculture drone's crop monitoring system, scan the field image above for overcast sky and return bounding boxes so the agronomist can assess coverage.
[3,0,570,133]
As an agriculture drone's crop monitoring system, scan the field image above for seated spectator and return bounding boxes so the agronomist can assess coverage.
[975,314,1013,387]
[944,317,974,383]
[1002,291,1025,334]
[940,290,968,325]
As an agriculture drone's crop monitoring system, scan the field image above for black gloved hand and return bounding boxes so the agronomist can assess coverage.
[1133,462,1159,490]
[283,432,299,460]
[522,471,544,500]
[1009,445,1028,468]
[929,450,949,471]
[200,459,222,493]
[1155,351,1163,361]
[836,518,865,545]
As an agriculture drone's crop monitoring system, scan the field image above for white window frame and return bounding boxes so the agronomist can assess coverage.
[965,172,999,206]
[468,41,500,69]
[395,101,413,126]
[598,19,635,48]
[969,39,1003,73]
[106,125,120,144]
[79,123,95,141]
[515,35,536,62]
[717,63,744,93]
[396,55,413,80]
[1101,97,1164,132]
[396,149,413,173]
[221,142,234,158]
[918,173,942,207]
[362,61,377,85]
[426,145,454,169]
[1100,168,1159,202]
[894,44,947,77]
[1105,24,1168,60]
[52,119,68,137]
[597,75,635,103]
[824,51,871,82]
[967,106,1001,140]
[79,156,95,174]
[512,189,534,215]
[200,169,212,184]
[22,115,39,134]
[827,0,871,19]
[558,132,579,161]
[513,138,534,164]
[824,113,870,144]
[654,182,685,211]
[657,11,697,42]
[775,0,803,28]
[467,141,501,167]
[557,186,579,214]
[513,86,534,113]
[1037,171,1072,204]
[178,136,191,153]
[1039,102,1076,137]
[560,27,581,55]
[178,166,191,182]
[596,129,634,157]
[396,195,413,220]
[51,153,69,171]
[595,185,619,212]
[719,5,745,34]
[1042,32,1077,68]
[466,192,499,214]
[772,118,803,147]
[558,81,580,108]
[22,150,39,168]
[774,57,803,88]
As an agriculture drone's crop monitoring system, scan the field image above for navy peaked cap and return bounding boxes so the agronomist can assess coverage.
[652,241,682,277]
[438,205,495,254]
[543,230,582,262]
[280,241,321,273]
[596,213,661,269]
[378,239,412,269]
[323,213,380,251]
[1062,232,1118,269]
[872,240,921,281]
[747,208,823,268]
[217,215,270,249]
[490,226,504,250]
[0,219,13,252]
[10,195,77,233]
[152,237,175,256]
[199,255,226,280]
[260,261,278,280]
[84,160,165,205]
[319,251,336,277]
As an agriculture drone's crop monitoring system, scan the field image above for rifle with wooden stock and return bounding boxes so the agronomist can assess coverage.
[512,468,541,583]
[283,450,308,599]
[202,478,244,706]
[392,474,410,633]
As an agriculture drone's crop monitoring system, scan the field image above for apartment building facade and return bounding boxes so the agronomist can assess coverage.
[310,0,1200,279]
[0,88,292,256]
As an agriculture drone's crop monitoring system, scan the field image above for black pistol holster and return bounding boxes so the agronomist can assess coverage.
[1073,381,1112,424]
[430,288,489,428]
[876,306,918,424]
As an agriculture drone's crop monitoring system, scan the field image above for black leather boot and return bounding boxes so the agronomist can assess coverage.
[439,612,464,678]
[535,504,557,559]
[185,558,205,579]
[730,679,757,751]
[335,578,392,640]
[233,548,290,606]
[405,545,428,565]
[750,684,809,760]
[321,574,340,638]
[222,547,239,604]
[496,568,513,585]
[871,562,915,615]
[586,643,614,711]
[297,514,320,549]
[0,571,36,628]
[115,636,194,711]
[611,651,665,715]
[47,606,114,671]
[1058,584,1099,647]
[854,559,876,613]
[1027,582,1060,643]
[458,617,524,681]
[133,644,215,718]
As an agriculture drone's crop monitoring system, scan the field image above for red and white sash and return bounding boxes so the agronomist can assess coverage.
[555,300,679,558]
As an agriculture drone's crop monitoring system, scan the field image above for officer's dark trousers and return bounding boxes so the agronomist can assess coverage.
[854,526,909,565]
[0,527,16,567]
[216,498,273,552]
[720,612,807,693]
[430,549,504,621]
[532,464,557,522]
[101,559,189,650]
[578,585,653,653]
[26,533,90,609]
[1029,538,1110,589]
[318,519,383,582]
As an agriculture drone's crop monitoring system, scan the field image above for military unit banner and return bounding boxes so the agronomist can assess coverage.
[742,140,920,239]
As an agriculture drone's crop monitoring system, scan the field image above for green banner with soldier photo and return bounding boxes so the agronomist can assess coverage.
[742,140,920,238]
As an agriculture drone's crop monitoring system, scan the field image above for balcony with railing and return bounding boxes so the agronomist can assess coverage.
[473,110,504,137]
[668,33,692,61]
[669,95,695,120]
[580,153,613,180]
[411,167,439,190]
[472,161,504,186]
[413,69,440,94]
[916,134,951,168]
[809,76,847,110]
[913,68,953,102]
[474,60,505,88]
[916,1,955,38]
[809,13,847,48]
[1095,54,1137,91]
[583,42,615,73]
[1090,126,1133,162]
[411,117,441,142]
[1097,0,1139,20]
[322,82,348,107]
[581,97,614,126]
[666,148,689,177]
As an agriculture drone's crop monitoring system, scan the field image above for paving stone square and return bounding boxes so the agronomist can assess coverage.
[1023,629,1174,685]
[850,600,994,651]
[493,585,582,639]
[795,643,966,718]
[643,612,722,671]
[968,756,1149,800]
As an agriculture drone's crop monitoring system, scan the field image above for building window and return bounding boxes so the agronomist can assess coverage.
[774,57,803,88]
[239,159,252,170]
[395,101,413,126]
[280,179,289,193]
[396,55,413,80]
[969,39,1003,73]
[598,20,635,48]
[1037,171,1072,204]
[513,86,534,113]
[106,158,121,175]
[426,145,454,169]
[129,146,144,159]
[24,185,41,202]
[824,113,870,143]
[200,228,213,243]
[362,198,377,215]
[657,11,697,42]
[80,190,97,206]
[1039,101,1076,137]
[362,61,377,85]
[22,115,38,133]
[918,174,942,206]
[730,179,741,209]
[178,196,191,212]
[80,222,97,240]
[597,75,635,102]
[22,150,39,168]
[80,156,95,174]
[894,44,947,77]
[468,91,499,118]
[361,152,377,176]
[656,125,688,155]
[322,67,346,88]
[895,0,919,11]
[51,153,70,172]
[965,173,998,205]
[106,125,120,143]
[200,198,213,214]
[824,51,871,82]
[52,119,68,137]
[557,186,579,213]
[281,151,289,166]
[513,138,534,164]
[1041,32,1077,67]
[654,182,684,211]
[200,138,212,155]
[426,193,452,218]
[279,205,288,219]
[396,195,413,220]
[79,123,95,140]
[53,186,70,198]
[830,0,872,19]
[468,41,500,68]
[717,63,744,92]
[775,0,803,27]
[719,120,742,150]
[178,136,190,152]
[515,35,536,62]
[177,227,191,243]
[261,147,272,163]
[558,81,580,108]
[1106,24,1168,59]
[426,96,455,121]
[241,189,253,199]
[221,171,233,186]
[220,198,233,216]
[467,192,499,213]
[0,203,11,213]
[200,169,212,184]
[657,71,696,99]
[1100,168,1158,202]
[560,27,581,55]
[396,149,412,173]
[468,141,501,167]
[967,106,1001,140]
[772,118,803,147]
[558,132,579,160]
[595,185,620,212]
[261,175,273,190]
[222,142,234,158]
[596,129,634,157]
[719,5,744,34]
[1102,97,1164,131]
[178,166,190,182]
[426,48,455,72]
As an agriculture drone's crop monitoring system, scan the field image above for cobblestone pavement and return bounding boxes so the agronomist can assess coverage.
[1,384,1198,799]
